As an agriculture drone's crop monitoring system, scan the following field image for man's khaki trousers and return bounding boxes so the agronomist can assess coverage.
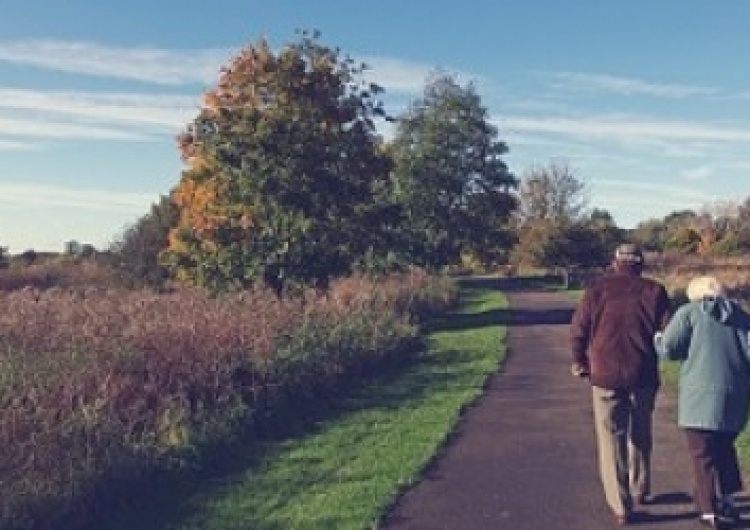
[591,385,658,516]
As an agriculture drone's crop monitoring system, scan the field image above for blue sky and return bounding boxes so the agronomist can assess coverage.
[1,1,749,253]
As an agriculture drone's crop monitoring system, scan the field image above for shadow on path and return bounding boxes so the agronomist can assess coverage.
[428,276,574,334]
[430,307,573,332]
[454,274,566,292]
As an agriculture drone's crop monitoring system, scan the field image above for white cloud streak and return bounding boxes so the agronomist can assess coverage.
[362,56,432,95]
[0,138,37,151]
[502,115,750,145]
[0,115,152,140]
[0,87,198,130]
[682,165,714,181]
[590,178,723,227]
[548,72,719,98]
[0,39,442,96]
[595,178,718,203]
[363,55,483,97]
[0,39,232,85]
[0,182,156,212]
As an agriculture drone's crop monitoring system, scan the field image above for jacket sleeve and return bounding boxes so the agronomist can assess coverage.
[737,307,750,364]
[570,291,592,367]
[654,305,690,360]
[655,284,673,330]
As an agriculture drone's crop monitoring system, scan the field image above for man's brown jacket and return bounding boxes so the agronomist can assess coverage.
[571,271,672,390]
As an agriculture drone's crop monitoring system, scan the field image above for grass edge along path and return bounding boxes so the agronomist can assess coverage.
[97,282,507,530]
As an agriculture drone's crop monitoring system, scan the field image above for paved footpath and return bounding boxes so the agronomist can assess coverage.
[381,282,750,529]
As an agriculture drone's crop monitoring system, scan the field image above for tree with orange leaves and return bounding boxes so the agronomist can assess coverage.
[162,30,396,294]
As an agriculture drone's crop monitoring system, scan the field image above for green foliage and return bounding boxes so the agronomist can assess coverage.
[18,249,37,267]
[110,195,177,287]
[664,225,701,254]
[630,218,670,252]
[631,209,706,254]
[559,222,617,268]
[511,210,621,270]
[163,31,396,294]
[510,218,560,269]
[710,231,741,257]
[0,246,8,269]
[512,165,613,270]
[390,72,518,269]
[574,210,624,266]
[64,240,96,257]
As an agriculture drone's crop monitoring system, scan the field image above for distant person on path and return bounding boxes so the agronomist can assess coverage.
[570,243,672,525]
[655,276,750,529]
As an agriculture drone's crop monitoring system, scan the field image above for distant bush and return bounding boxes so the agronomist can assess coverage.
[649,253,750,302]
[0,255,124,292]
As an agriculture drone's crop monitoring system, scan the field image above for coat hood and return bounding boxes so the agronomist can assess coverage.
[699,296,741,324]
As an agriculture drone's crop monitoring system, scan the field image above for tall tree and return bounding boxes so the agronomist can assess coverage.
[518,160,587,225]
[162,31,395,293]
[513,161,595,269]
[390,73,518,269]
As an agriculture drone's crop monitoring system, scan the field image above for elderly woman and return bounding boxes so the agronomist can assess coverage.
[655,276,750,529]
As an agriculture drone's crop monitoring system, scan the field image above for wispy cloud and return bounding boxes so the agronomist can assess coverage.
[547,72,719,98]
[0,39,445,95]
[0,86,201,145]
[0,182,157,212]
[678,160,750,182]
[0,39,232,85]
[0,138,37,151]
[596,178,718,202]
[0,87,198,130]
[682,165,714,181]
[502,115,750,145]
[363,55,483,97]
[591,178,722,226]
[362,56,432,95]
[504,98,571,113]
[0,115,153,141]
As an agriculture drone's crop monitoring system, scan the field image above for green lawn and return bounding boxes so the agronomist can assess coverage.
[96,280,507,530]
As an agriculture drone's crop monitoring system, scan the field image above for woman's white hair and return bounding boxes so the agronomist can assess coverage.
[686,275,726,302]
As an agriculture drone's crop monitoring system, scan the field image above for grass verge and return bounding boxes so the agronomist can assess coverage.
[94,279,507,530]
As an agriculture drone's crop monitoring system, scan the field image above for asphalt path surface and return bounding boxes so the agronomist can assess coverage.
[380,279,750,529]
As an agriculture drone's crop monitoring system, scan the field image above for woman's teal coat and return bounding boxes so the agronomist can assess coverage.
[655,297,750,432]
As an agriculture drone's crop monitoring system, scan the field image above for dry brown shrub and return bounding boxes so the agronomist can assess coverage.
[0,258,121,292]
[648,253,750,300]
[0,268,456,529]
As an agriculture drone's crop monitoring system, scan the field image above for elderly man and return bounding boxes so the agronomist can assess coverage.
[570,243,672,525]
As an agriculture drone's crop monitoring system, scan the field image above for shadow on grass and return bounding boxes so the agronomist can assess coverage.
[453,274,567,292]
[86,344,493,530]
